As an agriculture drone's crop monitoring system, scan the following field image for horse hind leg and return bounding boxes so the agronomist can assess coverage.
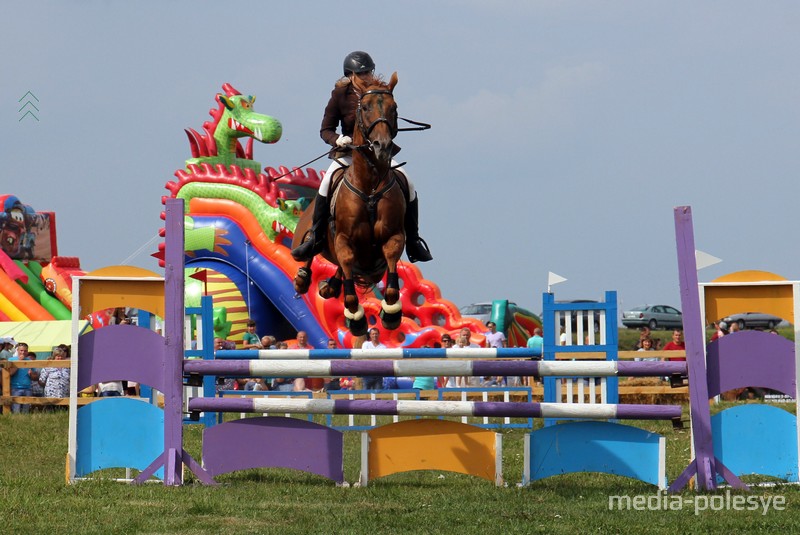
[380,271,403,330]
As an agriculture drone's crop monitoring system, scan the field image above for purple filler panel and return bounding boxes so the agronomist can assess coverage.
[202,417,344,483]
[706,330,795,398]
[78,325,167,392]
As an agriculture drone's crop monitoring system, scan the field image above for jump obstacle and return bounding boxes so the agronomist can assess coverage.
[66,200,799,490]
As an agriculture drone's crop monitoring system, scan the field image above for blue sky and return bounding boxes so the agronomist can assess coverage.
[2,1,798,318]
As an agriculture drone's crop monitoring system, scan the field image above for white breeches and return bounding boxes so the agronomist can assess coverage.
[319,156,417,200]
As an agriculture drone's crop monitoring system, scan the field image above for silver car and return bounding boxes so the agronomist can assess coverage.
[622,305,683,330]
[721,312,782,330]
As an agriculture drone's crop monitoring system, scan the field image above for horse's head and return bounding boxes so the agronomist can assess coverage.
[353,72,399,168]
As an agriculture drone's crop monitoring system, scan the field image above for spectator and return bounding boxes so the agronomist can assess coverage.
[663,329,686,362]
[710,321,728,342]
[360,328,386,389]
[214,337,237,393]
[635,337,658,362]
[524,327,544,387]
[484,321,507,349]
[260,335,277,349]
[38,346,70,409]
[526,328,544,356]
[9,342,38,413]
[453,328,480,387]
[242,319,262,349]
[97,381,124,397]
[110,307,131,325]
[28,352,44,399]
[0,337,15,360]
[729,322,740,333]
[634,326,652,350]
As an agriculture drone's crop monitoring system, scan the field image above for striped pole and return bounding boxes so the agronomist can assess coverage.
[183,359,687,378]
[213,347,539,360]
[187,397,682,421]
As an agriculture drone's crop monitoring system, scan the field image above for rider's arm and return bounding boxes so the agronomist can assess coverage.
[320,88,343,147]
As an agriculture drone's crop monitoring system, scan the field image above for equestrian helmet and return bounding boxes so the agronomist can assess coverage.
[343,51,375,76]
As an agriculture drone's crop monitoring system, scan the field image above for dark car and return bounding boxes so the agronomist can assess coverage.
[622,305,683,330]
[721,312,782,330]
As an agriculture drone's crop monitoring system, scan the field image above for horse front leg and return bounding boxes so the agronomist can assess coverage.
[336,237,367,336]
[318,268,344,299]
[293,259,314,295]
[379,234,405,330]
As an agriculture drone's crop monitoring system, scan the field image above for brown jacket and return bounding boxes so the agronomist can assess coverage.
[320,79,401,158]
[320,82,358,151]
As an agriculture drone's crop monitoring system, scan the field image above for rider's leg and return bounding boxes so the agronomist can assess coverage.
[290,158,347,261]
[394,164,433,263]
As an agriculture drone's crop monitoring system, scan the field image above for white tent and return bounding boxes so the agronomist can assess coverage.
[0,321,88,355]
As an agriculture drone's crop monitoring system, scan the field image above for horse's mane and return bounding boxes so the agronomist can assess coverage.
[341,73,388,93]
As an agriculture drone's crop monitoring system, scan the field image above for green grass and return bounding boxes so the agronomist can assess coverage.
[3,409,800,534]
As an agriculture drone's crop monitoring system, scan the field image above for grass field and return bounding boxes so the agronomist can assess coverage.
[2,327,798,534]
[2,408,800,535]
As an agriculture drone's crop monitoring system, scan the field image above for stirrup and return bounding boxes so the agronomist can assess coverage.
[406,237,432,263]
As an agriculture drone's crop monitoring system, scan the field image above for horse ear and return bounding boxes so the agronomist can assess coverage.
[389,72,398,91]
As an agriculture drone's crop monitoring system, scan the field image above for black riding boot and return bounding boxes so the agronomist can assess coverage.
[291,193,330,262]
[404,197,433,263]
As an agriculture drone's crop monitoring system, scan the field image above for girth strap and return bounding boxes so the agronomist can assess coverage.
[342,173,398,225]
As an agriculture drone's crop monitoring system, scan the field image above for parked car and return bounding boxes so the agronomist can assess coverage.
[459,302,496,324]
[721,312,782,330]
[622,305,683,330]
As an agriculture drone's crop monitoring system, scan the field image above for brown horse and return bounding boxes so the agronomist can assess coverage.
[292,72,406,336]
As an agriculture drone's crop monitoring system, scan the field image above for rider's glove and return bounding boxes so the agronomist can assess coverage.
[336,135,352,148]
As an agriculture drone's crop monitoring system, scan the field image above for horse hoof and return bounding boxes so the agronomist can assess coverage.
[318,276,342,299]
[347,316,368,337]
[380,310,402,330]
[294,267,312,295]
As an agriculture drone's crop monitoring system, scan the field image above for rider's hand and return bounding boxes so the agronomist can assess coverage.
[336,135,352,148]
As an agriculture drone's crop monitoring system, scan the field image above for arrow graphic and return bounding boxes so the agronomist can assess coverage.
[18,91,40,122]
[18,91,39,103]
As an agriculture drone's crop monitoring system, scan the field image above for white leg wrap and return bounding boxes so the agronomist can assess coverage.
[343,305,365,321]
[381,299,403,314]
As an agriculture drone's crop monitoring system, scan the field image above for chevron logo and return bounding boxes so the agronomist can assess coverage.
[18,91,39,122]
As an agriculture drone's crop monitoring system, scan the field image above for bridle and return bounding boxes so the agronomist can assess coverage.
[355,89,398,147]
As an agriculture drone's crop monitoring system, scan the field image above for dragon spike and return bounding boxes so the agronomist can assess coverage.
[184,129,202,158]
[222,83,241,96]
[202,125,217,156]
[234,141,246,159]
[249,95,255,104]
[245,137,254,159]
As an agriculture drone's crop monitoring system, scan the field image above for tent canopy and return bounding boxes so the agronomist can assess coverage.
[0,321,87,355]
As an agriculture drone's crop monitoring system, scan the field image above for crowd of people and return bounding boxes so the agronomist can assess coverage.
[0,337,73,413]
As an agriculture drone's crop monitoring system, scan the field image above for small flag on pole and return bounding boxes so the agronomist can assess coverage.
[547,271,567,293]
[695,250,722,270]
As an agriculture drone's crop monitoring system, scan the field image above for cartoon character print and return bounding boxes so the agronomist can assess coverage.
[0,196,28,257]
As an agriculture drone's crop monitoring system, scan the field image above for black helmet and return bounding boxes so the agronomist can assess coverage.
[343,51,375,76]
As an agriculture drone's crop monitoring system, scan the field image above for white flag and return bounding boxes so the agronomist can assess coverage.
[695,250,722,270]
[547,271,567,286]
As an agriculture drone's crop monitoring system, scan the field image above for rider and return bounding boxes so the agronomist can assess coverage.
[291,50,433,264]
